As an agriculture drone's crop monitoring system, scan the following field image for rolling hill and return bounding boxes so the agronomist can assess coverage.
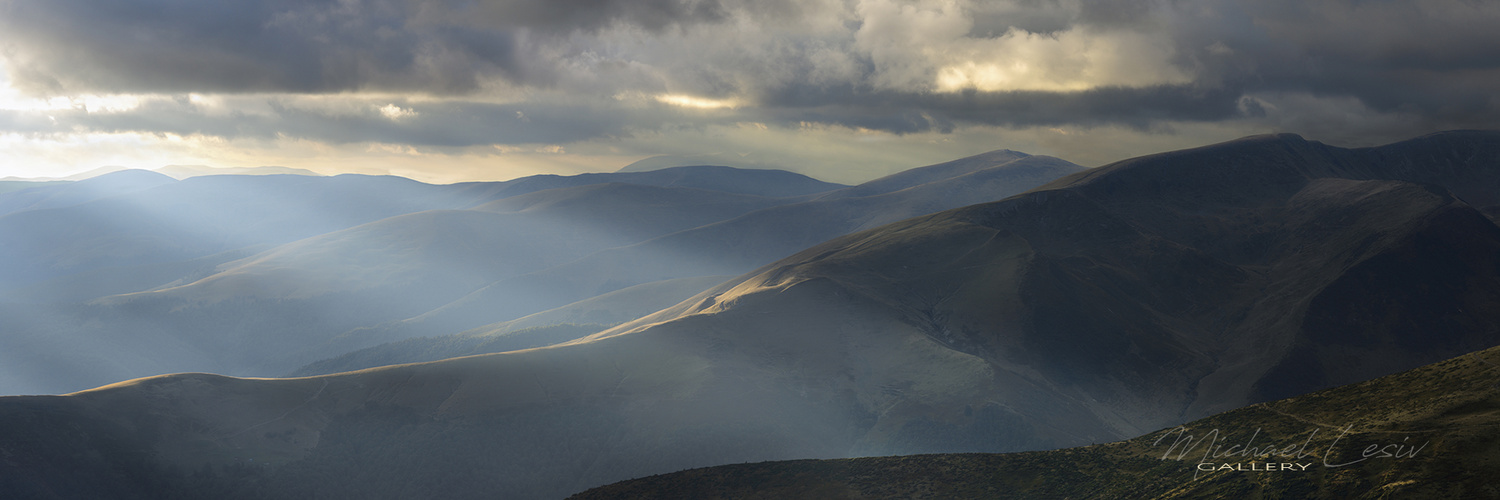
[0,132,1496,498]
[0,173,475,291]
[0,165,843,300]
[0,167,845,395]
[0,169,174,216]
[290,275,732,377]
[377,151,1085,340]
[0,180,69,195]
[571,343,1500,499]
[153,165,323,179]
[443,164,846,201]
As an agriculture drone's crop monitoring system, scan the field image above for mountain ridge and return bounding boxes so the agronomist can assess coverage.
[1,132,1498,499]
[571,342,1500,499]
[0,165,853,394]
[380,153,1085,339]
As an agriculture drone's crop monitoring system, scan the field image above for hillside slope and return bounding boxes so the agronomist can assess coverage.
[572,344,1500,499]
[1,132,1498,499]
[290,275,731,376]
[0,169,175,216]
[0,167,840,396]
[385,152,1085,338]
[32,185,790,388]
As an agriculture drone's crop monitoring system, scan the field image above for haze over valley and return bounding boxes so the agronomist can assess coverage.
[0,150,1083,395]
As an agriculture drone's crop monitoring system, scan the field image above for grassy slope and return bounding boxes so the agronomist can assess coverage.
[3,133,1499,498]
[287,323,613,376]
[572,344,1500,499]
[290,276,731,377]
[394,154,1084,338]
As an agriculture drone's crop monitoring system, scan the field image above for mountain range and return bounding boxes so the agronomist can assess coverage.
[0,165,323,183]
[0,131,1496,498]
[368,151,1083,344]
[0,153,1073,396]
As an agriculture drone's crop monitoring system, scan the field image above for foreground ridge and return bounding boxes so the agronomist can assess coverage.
[572,343,1500,499]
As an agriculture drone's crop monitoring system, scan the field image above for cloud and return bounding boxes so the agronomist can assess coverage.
[852,0,1193,93]
[1,0,1499,179]
[0,0,525,94]
[0,94,659,147]
[0,0,791,96]
[1168,0,1500,124]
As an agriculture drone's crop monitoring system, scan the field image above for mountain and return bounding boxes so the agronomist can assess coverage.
[571,343,1500,499]
[16,184,791,391]
[617,155,746,172]
[1,132,1498,498]
[809,149,1031,200]
[0,169,175,216]
[0,165,848,396]
[379,151,1085,339]
[465,275,735,336]
[0,165,129,182]
[286,323,614,379]
[589,131,1500,433]
[0,166,840,302]
[0,181,69,195]
[446,165,846,201]
[154,165,322,179]
[107,184,778,307]
[0,174,478,292]
[0,245,271,305]
[289,275,731,376]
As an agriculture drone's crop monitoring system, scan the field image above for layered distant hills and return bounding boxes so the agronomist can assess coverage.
[355,151,1084,354]
[2,165,326,183]
[0,151,1077,395]
[1,131,1498,499]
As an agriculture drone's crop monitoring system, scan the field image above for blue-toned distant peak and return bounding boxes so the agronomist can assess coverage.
[153,165,323,179]
[448,165,848,204]
[606,165,848,198]
[615,154,743,173]
[0,169,177,216]
[77,168,175,184]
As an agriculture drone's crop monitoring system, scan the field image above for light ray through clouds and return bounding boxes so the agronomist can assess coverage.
[0,160,857,394]
[1,0,1498,181]
[0,172,499,394]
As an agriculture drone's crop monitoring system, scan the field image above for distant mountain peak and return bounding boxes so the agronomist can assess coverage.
[0,165,130,182]
[812,147,1062,202]
[0,168,177,216]
[616,154,746,173]
[82,168,176,182]
[974,148,1031,158]
[154,165,322,179]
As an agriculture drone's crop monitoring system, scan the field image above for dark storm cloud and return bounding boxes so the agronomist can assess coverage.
[2,0,1498,146]
[0,0,736,95]
[754,83,1246,133]
[2,0,488,93]
[1157,0,1500,140]
[760,0,1500,138]
[446,0,734,32]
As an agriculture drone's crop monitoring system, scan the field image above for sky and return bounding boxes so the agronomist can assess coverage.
[1,0,1497,184]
